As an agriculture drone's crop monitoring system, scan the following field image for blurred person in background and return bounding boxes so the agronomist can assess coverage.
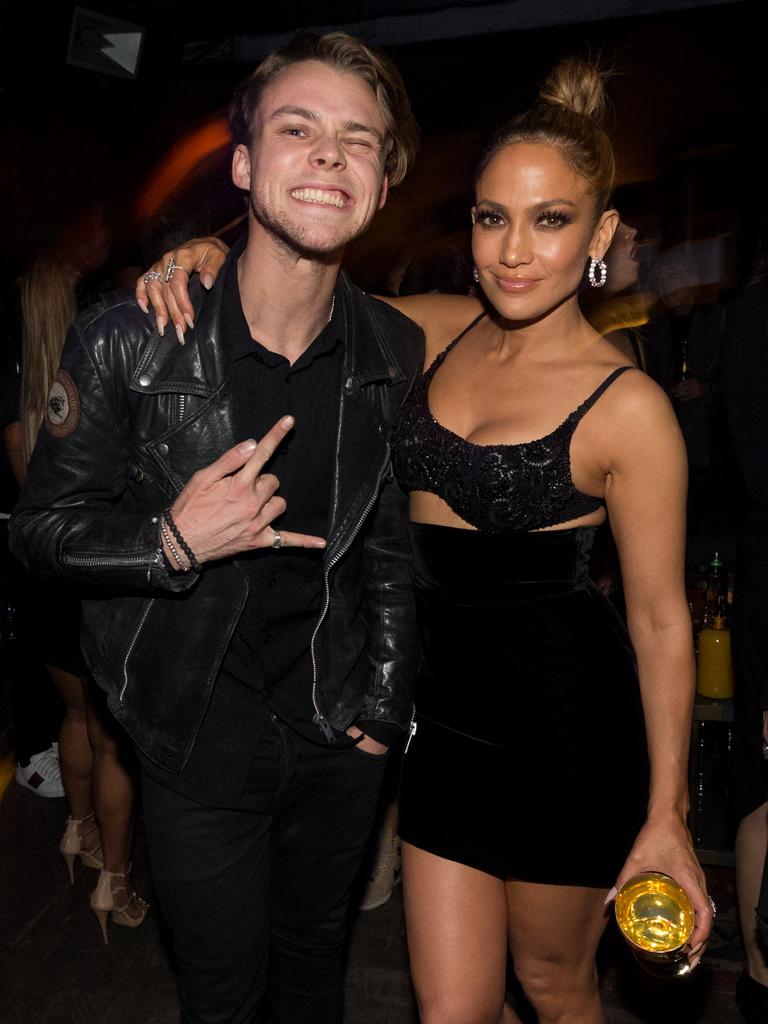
[583,217,653,368]
[721,267,768,1023]
[636,251,727,464]
[4,216,147,942]
[632,251,731,551]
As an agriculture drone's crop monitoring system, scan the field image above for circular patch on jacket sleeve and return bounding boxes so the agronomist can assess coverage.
[45,369,80,437]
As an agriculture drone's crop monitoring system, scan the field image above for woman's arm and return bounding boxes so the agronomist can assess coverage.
[134,238,482,357]
[135,237,229,339]
[602,373,712,957]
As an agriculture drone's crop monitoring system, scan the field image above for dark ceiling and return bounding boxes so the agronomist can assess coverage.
[0,0,756,277]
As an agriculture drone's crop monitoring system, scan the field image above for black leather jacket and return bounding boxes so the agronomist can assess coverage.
[10,249,424,772]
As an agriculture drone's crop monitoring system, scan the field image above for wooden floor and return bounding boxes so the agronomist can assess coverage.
[0,777,748,1024]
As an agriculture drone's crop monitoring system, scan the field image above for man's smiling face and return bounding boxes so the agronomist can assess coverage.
[232,60,390,258]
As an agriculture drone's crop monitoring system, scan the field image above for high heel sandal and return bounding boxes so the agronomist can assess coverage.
[90,864,149,944]
[59,813,104,884]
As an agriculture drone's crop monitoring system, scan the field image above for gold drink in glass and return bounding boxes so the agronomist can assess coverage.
[614,872,695,977]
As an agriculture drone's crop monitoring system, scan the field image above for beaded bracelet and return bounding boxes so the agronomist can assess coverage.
[159,516,189,572]
[163,508,203,572]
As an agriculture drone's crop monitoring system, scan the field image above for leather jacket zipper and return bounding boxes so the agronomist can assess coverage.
[120,597,155,704]
[63,549,163,585]
[404,705,417,754]
[309,441,391,741]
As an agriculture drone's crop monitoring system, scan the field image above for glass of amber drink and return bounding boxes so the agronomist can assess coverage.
[614,872,695,978]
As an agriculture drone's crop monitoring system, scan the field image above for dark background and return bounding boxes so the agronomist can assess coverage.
[0,1,758,294]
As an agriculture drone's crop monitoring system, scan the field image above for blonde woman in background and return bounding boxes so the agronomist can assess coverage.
[4,247,146,942]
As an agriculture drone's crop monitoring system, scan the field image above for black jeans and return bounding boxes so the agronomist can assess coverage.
[141,712,388,1024]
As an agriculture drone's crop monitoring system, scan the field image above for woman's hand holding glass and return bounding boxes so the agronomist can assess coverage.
[610,813,713,970]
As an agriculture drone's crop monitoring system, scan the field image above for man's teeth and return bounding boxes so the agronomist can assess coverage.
[291,188,346,207]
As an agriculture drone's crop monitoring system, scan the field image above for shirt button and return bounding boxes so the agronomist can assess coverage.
[138,373,151,387]
[344,376,354,392]
[157,442,169,456]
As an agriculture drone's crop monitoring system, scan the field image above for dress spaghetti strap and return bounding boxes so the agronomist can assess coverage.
[572,366,634,421]
[424,312,487,376]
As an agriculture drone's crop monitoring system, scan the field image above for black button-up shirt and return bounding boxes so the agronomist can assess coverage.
[140,259,346,802]
[219,258,342,732]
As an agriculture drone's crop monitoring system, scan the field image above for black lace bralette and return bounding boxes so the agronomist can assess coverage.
[391,314,633,533]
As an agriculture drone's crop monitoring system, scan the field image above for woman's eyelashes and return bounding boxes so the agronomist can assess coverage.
[474,207,505,228]
[474,207,573,229]
[535,209,572,228]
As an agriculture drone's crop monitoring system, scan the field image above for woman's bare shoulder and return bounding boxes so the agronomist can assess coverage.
[592,362,679,448]
[376,293,482,333]
[375,293,485,364]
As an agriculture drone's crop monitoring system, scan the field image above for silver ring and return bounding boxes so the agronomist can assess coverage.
[164,256,187,282]
[143,270,162,284]
[272,530,283,550]
[708,895,717,917]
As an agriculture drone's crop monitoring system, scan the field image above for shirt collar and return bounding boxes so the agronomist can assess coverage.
[221,258,343,371]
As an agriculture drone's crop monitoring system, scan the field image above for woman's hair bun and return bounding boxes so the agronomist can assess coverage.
[539,58,607,124]
[474,55,616,213]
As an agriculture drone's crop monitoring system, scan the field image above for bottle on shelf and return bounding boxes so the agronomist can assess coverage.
[696,612,735,699]
[703,552,726,627]
[727,571,736,611]
[688,600,700,655]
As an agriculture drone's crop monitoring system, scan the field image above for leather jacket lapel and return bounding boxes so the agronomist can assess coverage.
[325,275,406,558]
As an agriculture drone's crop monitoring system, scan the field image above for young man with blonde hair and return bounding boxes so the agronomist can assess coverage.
[12,33,422,1023]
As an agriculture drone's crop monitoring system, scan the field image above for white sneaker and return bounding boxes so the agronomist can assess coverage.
[15,745,65,798]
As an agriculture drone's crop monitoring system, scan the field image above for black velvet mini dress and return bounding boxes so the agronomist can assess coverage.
[392,316,649,888]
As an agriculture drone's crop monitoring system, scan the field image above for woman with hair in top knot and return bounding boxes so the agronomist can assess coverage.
[139,56,712,1024]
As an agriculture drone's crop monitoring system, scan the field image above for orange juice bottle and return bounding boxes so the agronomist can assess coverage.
[696,614,735,699]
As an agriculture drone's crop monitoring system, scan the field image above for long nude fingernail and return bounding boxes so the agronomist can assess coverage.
[138,297,149,314]
[603,887,617,906]
[202,274,213,290]
[184,313,195,330]
[157,317,165,337]
[175,324,186,346]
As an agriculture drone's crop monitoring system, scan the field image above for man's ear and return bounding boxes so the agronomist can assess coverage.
[377,175,389,212]
[232,145,251,192]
